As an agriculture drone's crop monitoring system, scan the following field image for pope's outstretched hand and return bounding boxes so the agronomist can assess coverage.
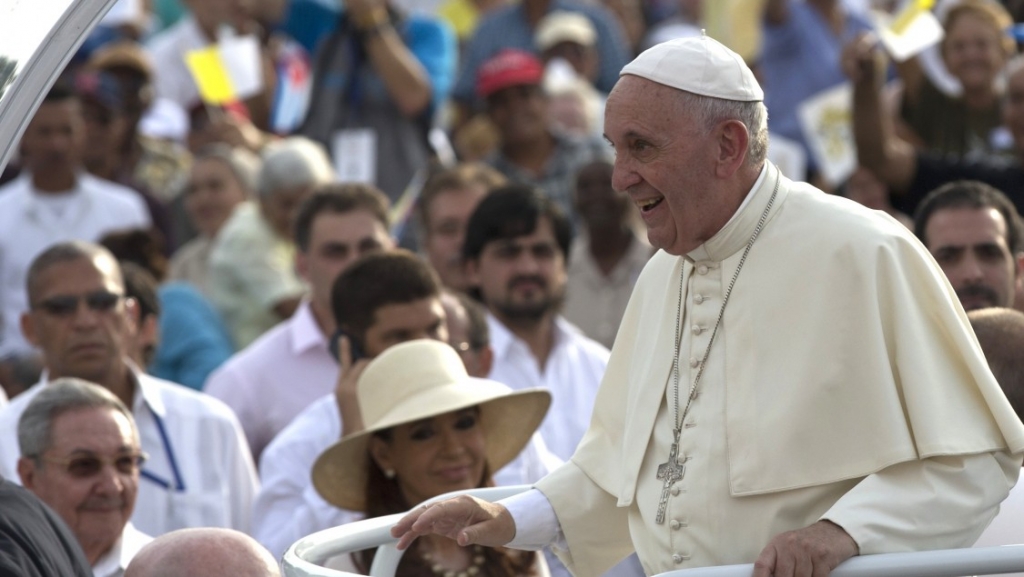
[391,496,516,550]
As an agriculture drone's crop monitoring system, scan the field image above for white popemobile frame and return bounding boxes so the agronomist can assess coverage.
[283,485,1024,577]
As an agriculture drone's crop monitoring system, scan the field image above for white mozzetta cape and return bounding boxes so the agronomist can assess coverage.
[535,164,1024,576]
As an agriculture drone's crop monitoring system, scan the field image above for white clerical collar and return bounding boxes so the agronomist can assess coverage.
[719,163,768,232]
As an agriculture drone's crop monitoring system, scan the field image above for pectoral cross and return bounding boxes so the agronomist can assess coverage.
[655,442,685,525]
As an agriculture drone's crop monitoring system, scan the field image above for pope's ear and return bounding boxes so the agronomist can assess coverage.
[715,119,750,178]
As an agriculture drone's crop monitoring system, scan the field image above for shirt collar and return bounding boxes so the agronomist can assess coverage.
[90,523,151,577]
[289,301,330,355]
[687,162,783,263]
[40,363,164,417]
[487,313,574,361]
[125,362,167,418]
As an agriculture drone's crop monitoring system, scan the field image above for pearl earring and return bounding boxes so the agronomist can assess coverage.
[384,469,396,479]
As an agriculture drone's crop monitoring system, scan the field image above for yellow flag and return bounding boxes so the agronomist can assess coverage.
[185,47,237,105]
[889,0,935,36]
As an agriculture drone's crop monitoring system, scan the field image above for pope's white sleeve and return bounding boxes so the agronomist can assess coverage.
[822,451,1022,553]
[500,488,567,551]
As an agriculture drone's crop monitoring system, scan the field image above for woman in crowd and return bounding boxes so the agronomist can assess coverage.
[896,0,1016,157]
[168,144,260,298]
[312,340,551,577]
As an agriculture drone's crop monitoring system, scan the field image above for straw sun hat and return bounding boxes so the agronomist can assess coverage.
[312,340,552,511]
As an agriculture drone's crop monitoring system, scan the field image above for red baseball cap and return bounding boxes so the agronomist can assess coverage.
[476,49,544,99]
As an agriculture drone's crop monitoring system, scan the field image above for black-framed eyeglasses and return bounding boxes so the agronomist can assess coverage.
[38,451,148,478]
[31,291,124,317]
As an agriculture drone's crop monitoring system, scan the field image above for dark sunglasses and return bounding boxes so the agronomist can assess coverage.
[32,291,124,317]
[40,451,148,479]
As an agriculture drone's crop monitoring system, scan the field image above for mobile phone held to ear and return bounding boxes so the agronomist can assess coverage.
[329,328,365,364]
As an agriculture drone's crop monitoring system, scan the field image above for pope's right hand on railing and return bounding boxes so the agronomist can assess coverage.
[391,495,517,550]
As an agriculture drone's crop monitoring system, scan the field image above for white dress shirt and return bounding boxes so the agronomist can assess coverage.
[254,391,562,558]
[205,302,338,460]
[487,315,609,461]
[0,173,150,359]
[92,523,152,577]
[0,366,259,536]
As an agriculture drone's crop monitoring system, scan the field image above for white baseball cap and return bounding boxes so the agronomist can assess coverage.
[535,11,597,51]
[621,33,764,102]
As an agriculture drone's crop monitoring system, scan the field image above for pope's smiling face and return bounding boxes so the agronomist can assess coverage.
[604,76,737,256]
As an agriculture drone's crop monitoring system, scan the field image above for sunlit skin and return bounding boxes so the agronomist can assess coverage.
[424,187,488,291]
[18,407,140,565]
[924,207,1022,311]
[21,256,137,387]
[184,157,250,238]
[369,408,486,507]
[941,12,1008,102]
[296,210,394,333]
[465,218,567,326]
[603,76,753,256]
[363,298,449,358]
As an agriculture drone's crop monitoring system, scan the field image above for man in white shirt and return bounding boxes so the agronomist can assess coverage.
[253,251,559,557]
[463,184,610,461]
[0,85,150,392]
[17,378,153,577]
[205,184,395,461]
[0,242,259,537]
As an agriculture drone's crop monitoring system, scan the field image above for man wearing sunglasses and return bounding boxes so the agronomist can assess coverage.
[17,378,152,577]
[0,241,259,538]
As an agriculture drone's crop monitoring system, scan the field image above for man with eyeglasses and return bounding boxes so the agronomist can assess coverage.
[17,377,152,577]
[0,241,259,538]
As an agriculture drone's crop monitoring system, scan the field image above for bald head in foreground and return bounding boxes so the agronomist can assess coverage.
[124,528,280,577]
[969,308,1024,421]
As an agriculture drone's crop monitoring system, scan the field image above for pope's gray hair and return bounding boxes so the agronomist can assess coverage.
[675,91,769,166]
[18,378,137,461]
[257,136,335,198]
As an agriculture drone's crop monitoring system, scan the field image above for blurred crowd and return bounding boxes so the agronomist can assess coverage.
[1,0,1023,574]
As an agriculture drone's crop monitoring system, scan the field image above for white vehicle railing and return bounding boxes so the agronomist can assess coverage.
[282,485,1024,577]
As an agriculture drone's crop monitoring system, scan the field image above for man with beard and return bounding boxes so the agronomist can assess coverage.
[463,185,609,461]
[913,181,1024,311]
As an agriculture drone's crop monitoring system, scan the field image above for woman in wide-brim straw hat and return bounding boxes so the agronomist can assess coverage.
[313,339,552,577]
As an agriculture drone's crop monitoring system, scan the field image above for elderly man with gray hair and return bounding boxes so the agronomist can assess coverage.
[207,136,336,348]
[394,34,1024,577]
[17,377,153,577]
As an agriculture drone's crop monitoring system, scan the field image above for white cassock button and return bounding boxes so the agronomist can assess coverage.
[697,264,709,275]
[672,555,683,564]
[670,520,681,530]
[689,357,699,368]
[692,325,703,335]
[694,294,704,304]
[671,486,681,496]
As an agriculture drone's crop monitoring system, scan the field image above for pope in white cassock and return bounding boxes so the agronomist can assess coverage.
[391,34,1024,577]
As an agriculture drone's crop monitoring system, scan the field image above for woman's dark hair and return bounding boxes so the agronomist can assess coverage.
[355,429,537,577]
